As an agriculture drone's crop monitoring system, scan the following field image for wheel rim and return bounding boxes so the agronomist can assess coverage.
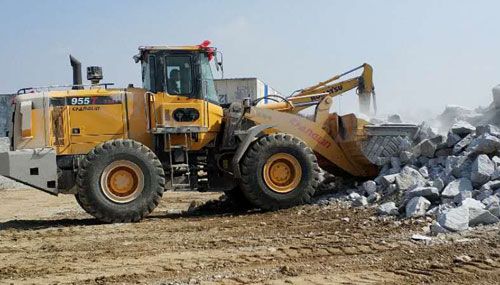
[100,160,144,203]
[263,153,302,193]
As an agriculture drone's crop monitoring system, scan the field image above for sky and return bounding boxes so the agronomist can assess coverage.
[1,0,499,118]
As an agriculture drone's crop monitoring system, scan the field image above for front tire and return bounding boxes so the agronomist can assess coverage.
[76,139,165,223]
[239,133,320,210]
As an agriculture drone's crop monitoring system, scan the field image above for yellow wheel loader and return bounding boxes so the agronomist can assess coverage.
[0,41,417,222]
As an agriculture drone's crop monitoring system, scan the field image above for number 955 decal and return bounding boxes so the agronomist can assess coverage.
[70,97,91,105]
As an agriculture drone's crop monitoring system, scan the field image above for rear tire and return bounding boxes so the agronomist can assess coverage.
[76,139,165,223]
[239,133,320,210]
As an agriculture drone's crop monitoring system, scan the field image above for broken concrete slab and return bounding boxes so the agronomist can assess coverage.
[471,154,495,186]
[413,139,437,158]
[377,202,399,216]
[453,134,474,154]
[437,206,469,232]
[451,121,476,136]
[406,196,431,218]
[396,166,426,191]
[406,186,440,201]
[441,178,473,198]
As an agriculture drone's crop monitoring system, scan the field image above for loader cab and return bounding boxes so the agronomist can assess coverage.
[138,47,219,105]
[135,44,225,152]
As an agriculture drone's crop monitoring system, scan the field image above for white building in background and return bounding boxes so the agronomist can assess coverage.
[214,78,282,105]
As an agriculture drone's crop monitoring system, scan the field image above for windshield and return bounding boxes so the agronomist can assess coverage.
[200,54,219,104]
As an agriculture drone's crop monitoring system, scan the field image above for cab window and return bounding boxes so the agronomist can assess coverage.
[166,56,192,95]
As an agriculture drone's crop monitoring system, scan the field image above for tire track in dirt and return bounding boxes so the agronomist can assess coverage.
[0,191,499,284]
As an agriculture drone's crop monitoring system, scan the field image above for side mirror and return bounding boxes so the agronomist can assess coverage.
[215,51,224,78]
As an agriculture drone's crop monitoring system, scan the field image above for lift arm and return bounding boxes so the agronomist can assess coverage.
[260,63,375,115]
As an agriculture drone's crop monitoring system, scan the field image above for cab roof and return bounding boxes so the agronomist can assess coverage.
[138,45,205,52]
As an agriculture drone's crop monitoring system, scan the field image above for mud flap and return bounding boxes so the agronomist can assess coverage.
[0,148,58,194]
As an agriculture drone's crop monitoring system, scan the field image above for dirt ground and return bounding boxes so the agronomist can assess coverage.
[0,189,499,285]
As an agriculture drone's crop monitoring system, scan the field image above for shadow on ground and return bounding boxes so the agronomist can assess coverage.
[0,196,260,231]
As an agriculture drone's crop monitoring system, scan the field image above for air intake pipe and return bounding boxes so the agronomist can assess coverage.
[69,55,83,90]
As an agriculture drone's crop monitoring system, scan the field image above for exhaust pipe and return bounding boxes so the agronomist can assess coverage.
[69,55,83,90]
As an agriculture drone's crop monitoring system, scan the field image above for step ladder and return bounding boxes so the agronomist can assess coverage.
[167,133,192,190]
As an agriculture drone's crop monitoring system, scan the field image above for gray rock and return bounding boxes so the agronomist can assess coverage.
[416,121,439,141]
[352,196,368,207]
[447,131,462,147]
[460,198,486,210]
[471,154,495,186]
[437,206,469,232]
[362,180,377,195]
[348,192,361,201]
[445,155,472,178]
[451,121,476,136]
[367,192,381,203]
[492,168,500,180]
[476,124,500,137]
[492,156,500,167]
[430,221,450,235]
[453,134,474,154]
[419,166,429,178]
[377,202,399,216]
[488,206,500,218]
[480,180,500,192]
[385,184,398,195]
[467,134,500,154]
[406,186,440,201]
[414,139,437,158]
[454,191,473,204]
[475,190,493,202]
[432,135,448,150]
[395,166,426,191]
[441,178,473,198]
[390,157,401,171]
[432,177,445,191]
[380,174,398,187]
[406,196,431,218]
[400,151,413,164]
[482,195,500,207]
[469,208,500,226]
[435,148,453,157]
[411,234,432,241]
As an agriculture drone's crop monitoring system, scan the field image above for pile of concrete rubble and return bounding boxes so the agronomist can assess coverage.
[318,96,500,235]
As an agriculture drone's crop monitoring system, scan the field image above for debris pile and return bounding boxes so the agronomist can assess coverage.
[318,91,500,235]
